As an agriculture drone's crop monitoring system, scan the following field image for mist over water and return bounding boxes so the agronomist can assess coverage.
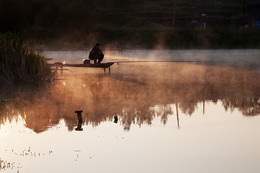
[0,50,260,173]
[43,49,260,69]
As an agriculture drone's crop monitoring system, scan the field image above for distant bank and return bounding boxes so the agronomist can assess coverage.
[29,27,260,50]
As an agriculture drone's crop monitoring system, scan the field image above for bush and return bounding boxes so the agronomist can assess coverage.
[0,32,52,85]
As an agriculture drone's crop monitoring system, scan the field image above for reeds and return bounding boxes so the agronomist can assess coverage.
[0,32,52,85]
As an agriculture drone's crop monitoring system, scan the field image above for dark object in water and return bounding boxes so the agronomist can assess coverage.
[114,116,118,123]
[75,124,83,131]
[75,110,83,122]
[75,110,83,131]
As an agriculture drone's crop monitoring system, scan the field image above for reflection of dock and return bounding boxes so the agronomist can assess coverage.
[50,62,114,73]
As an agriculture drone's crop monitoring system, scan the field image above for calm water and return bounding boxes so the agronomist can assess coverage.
[0,50,260,173]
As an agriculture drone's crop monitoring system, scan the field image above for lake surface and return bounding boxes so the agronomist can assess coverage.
[0,50,260,173]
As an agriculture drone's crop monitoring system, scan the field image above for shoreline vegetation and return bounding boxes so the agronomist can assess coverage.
[1,0,259,50]
[0,33,52,85]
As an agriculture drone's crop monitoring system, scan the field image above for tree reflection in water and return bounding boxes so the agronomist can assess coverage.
[0,63,259,132]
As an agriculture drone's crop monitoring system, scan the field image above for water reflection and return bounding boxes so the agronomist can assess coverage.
[0,63,259,132]
[75,110,83,131]
[114,116,118,123]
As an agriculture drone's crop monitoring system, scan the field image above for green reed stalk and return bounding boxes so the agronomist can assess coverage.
[0,32,52,85]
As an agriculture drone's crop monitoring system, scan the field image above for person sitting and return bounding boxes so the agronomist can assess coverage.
[89,43,104,64]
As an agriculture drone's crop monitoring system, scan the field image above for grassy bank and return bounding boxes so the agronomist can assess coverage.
[0,33,52,85]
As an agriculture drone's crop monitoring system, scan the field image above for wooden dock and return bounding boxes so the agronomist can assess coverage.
[50,62,114,73]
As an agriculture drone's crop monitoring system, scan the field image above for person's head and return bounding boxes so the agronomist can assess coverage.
[95,43,100,48]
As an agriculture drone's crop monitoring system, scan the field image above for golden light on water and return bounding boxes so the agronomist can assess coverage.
[0,50,259,173]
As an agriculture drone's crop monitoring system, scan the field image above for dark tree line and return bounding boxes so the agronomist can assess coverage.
[0,0,247,33]
[0,0,255,49]
[0,0,146,32]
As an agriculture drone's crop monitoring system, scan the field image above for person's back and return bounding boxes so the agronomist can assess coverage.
[89,43,104,64]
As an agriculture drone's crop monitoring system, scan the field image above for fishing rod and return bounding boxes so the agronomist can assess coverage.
[110,60,219,64]
[48,59,220,74]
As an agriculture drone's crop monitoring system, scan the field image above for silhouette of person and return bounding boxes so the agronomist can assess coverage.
[89,43,104,64]
[75,110,83,131]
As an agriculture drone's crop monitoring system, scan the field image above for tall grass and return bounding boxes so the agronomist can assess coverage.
[0,33,52,85]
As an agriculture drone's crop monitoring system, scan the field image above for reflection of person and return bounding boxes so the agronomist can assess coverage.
[75,121,83,131]
[75,110,83,131]
[89,43,104,64]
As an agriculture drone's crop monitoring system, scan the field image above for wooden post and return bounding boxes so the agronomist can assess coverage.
[203,100,205,114]
[176,103,180,129]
